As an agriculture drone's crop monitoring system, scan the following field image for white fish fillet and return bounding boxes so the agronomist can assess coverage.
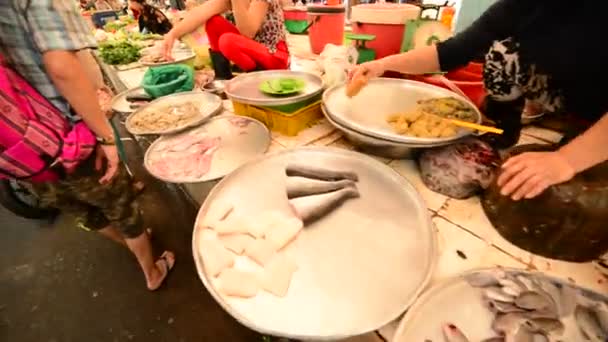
[218,269,259,298]
[219,234,254,255]
[200,238,235,277]
[264,217,303,250]
[261,257,298,297]
[245,238,277,266]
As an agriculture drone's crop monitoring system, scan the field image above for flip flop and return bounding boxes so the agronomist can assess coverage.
[148,251,175,291]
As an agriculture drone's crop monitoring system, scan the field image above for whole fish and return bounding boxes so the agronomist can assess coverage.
[523,318,565,335]
[492,313,527,335]
[488,300,526,314]
[285,163,359,182]
[464,272,499,288]
[506,326,534,342]
[515,291,552,311]
[442,323,470,342]
[288,186,360,225]
[575,305,607,341]
[485,286,516,303]
[593,301,608,335]
[285,177,355,199]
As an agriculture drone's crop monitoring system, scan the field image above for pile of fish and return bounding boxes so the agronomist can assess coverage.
[285,163,360,225]
[442,270,608,341]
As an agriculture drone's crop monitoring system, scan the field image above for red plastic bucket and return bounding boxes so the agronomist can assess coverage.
[351,22,405,59]
[307,5,345,55]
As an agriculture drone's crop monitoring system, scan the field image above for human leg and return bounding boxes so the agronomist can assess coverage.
[218,33,289,71]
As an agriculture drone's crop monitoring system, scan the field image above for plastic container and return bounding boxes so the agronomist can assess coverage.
[232,97,323,136]
[307,5,346,55]
[350,4,421,59]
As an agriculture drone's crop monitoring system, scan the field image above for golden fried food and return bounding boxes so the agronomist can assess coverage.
[345,74,368,98]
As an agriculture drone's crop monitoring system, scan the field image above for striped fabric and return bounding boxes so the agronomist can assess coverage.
[0,0,97,123]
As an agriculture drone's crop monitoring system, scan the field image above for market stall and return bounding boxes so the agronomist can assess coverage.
[93,6,608,342]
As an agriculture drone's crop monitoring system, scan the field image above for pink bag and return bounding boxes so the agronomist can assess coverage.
[0,57,96,182]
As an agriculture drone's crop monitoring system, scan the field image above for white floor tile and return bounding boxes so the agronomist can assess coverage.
[389,160,449,212]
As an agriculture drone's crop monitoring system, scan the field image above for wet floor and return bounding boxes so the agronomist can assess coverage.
[0,148,261,342]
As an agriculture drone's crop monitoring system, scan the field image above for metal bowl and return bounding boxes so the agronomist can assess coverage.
[322,105,447,159]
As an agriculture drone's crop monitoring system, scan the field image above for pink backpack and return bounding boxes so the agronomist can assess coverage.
[0,57,96,182]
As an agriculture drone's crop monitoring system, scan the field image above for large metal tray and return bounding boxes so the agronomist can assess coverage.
[139,47,195,67]
[110,86,145,114]
[144,115,270,183]
[225,70,324,106]
[125,91,222,135]
[192,147,436,340]
[323,78,482,145]
[393,267,608,342]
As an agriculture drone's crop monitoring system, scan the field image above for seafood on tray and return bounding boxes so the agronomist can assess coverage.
[129,101,203,134]
[387,97,477,138]
[146,133,221,181]
[441,269,608,342]
[140,53,167,64]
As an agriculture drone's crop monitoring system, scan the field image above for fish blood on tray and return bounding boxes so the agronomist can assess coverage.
[197,164,361,299]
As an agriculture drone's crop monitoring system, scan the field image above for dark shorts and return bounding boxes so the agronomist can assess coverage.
[31,155,143,238]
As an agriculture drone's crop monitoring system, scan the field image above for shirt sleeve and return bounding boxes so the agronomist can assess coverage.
[436,0,531,71]
[25,0,97,53]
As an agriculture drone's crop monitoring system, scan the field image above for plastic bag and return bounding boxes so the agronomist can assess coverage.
[316,44,358,88]
[142,64,194,98]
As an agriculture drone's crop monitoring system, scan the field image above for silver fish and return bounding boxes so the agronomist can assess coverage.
[285,163,359,182]
[537,280,563,316]
[506,326,534,342]
[485,286,516,303]
[464,272,499,288]
[488,300,526,314]
[492,313,528,335]
[442,323,470,342]
[516,275,536,291]
[524,318,565,335]
[593,301,608,335]
[285,177,355,199]
[499,278,524,297]
[288,186,359,225]
[575,305,608,341]
[515,291,552,311]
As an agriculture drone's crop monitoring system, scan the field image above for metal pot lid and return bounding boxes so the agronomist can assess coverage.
[192,147,436,340]
[144,115,270,183]
[125,91,222,135]
[111,86,146,114]
[393,267,608,342]
[225,70,324,106]
[322,78,482,145]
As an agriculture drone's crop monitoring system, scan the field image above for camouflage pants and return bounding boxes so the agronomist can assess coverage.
[31,155,143,238]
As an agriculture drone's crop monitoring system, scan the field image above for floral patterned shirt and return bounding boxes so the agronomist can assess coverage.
[253,0,286,53]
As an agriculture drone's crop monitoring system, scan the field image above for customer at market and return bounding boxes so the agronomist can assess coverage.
[162,0,290,79]
[0,0,174,291]
[129,0,173,35]
[349,0,608,201]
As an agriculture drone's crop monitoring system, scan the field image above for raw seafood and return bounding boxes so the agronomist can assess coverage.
[260,257,298,297]
[482,143,608,262]
[200,237,235,277]
[140,53,166,64]
[264,217,303,250]
[286,177,355,199]
[245,238,277,266]
[147,135,220,181]
[419,138,500,199]
[289,186,360,225]
[129,101,202,134]
[213,214,249,235]
[219,234,254,255]
[217,269,259,298]
[515,291,552,311]
[575,305,607,341]
[442,323,470,342]
[285,163,359,182]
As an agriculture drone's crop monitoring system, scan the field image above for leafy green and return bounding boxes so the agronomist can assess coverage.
[99,41,142,65]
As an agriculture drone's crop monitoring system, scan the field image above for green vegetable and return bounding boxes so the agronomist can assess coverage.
[99,41,142,65]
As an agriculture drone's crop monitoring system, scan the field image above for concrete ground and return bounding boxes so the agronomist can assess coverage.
[0,151,261,342]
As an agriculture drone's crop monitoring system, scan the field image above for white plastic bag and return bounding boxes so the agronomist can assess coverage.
[317,44,358,88]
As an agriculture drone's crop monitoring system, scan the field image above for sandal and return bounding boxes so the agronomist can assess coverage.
[148,251,175,291]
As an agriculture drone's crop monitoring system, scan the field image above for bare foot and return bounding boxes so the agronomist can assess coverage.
[147,251,175,291]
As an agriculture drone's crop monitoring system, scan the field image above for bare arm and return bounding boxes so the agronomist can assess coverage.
[43,51,113,141]
[559,113,608,173]
[231,0,269,39]
[379,45,441,75]
[168,0,230,38]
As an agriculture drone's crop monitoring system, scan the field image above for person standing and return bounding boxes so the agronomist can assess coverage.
[0,0,174,291]
[129,0,174,34]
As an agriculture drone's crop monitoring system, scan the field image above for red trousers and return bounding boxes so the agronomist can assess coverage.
[205,15,289,71]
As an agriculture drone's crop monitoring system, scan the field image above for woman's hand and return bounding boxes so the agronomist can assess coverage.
[348,60,386,81]
[95,144,120,184]
[497,151,575,200]
[162,32,176,60]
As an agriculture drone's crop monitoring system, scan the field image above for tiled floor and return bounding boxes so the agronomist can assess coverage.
[114,34,608,342]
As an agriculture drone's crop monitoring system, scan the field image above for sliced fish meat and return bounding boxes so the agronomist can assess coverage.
[285,176,355,199]
[288,186,360,225]
[285,163,359,182]
[442,323,470,342]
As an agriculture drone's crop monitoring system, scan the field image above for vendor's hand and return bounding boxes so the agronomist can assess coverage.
[95,144,120,184]
[348,60,385,82]
[497,151,575,201]
[162,32,176,61]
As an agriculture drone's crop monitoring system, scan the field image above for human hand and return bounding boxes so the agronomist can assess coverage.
[497,151,575,201]
[347,60,385,82]
[95,144,120,184]
[162,32,176,61]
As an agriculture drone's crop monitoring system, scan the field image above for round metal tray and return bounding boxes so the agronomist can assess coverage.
[192,147,436,340]
[394,267,608,342]
[323,78,483,145]
[110,86,145,114]
[225,70,324,106]
[144,115,270,183]
[125,91,222,136]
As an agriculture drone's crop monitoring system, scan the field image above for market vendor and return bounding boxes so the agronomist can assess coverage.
[129,0,173,35]
[162,0,290,79]
[349,0,607,201]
